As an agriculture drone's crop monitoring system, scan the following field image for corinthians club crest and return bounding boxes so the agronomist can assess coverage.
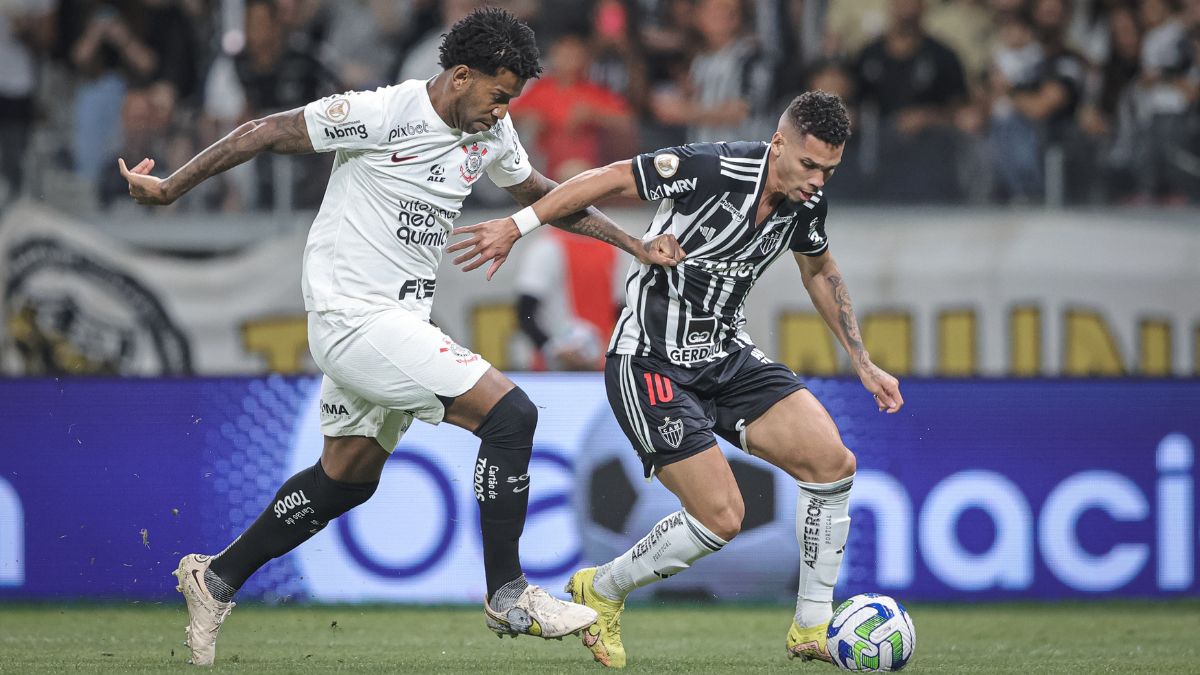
[658,417,684,449]
[459,142,488,184]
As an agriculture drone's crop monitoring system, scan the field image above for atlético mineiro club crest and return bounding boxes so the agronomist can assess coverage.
[459,143,488,184]
[658,417,683,449]
[759,229,783,254]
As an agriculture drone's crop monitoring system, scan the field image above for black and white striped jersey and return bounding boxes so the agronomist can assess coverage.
[609,141,829,367]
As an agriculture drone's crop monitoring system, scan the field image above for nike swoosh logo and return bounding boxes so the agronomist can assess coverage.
[391,153,418,163]
[513,484,529,493]
[191,569,204,592]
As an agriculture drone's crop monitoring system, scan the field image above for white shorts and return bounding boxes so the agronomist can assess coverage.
[308,308,491,450]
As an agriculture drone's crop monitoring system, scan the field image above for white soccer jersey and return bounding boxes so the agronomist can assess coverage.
[301,79,532,318]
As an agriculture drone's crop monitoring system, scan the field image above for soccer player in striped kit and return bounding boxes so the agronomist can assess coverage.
[452,90,904,667]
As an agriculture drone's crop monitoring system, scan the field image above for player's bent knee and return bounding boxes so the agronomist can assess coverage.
[810,445,855,483]
[504,386,538,432]
[830,447,856,479]
[474,386,537,450]
[706,501,745,541]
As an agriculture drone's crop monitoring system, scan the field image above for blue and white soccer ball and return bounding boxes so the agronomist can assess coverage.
[827,593,916,672]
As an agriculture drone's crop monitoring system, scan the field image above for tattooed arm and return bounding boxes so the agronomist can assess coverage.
[504,168,647,254]
[118,108,314,205]
[449,163,684,280]
[796,249,904,413]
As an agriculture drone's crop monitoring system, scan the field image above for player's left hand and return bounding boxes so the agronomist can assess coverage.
[857,361,903,413]
[637,233,685,267]
[118,157,173,205]
[449,217,520,281]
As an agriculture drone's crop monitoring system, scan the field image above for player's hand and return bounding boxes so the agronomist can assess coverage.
[636,233,685,267]
[118,157,173,205]
[857,360,903,413]
[449,217,520,281]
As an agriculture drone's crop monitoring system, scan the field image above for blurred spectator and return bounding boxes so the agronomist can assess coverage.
[985,0,1086,203]
[988,10,1046,201]
[853,0,969,202]
[651,0,775,143]
[511,33,634,181]
[396,0,480,83]
[822,0,890,60]
[108,0,201,206]
[1130,0,1194,203]
[636,0,693,79]
[1070,0,1130,65]
[514,229,622,371]
[201,0,330,211]
[1077,2,1142,202]
[633,0,694,148]
[0,0,56,203]
[925,0,994,87]
[749,0,799,96]
[67,2,158,189]
[1029,0,1089,138]
[314,0,409,91]
[587,0,650,115]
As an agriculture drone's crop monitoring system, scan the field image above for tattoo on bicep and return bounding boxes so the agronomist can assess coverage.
[826,274,865,354]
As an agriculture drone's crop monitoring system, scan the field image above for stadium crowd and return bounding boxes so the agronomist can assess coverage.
[2,0,1198,210]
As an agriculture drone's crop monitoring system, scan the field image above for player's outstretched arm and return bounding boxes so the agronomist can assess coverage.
[118,108,315,206]
[796,250,904,413]
[450,164,684,279]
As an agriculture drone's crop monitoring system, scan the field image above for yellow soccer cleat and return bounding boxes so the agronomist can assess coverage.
[786,620,833,663]
[565,567,627,668]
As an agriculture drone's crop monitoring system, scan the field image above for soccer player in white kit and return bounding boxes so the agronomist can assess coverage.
[118,8,683,666]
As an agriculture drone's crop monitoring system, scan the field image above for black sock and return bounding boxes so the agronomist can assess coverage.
[473,387,536,598]
[208,460,378,593]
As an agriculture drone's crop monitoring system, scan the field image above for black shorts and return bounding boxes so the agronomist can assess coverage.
[604,348,806,477]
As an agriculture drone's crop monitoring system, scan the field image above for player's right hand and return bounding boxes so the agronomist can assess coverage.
[450,216,520,281]
[118,157,173,205]
[638,233,685,267]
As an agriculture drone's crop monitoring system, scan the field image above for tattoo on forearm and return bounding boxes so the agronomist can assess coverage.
[506,172,636,254]
[826,273,866,357]
[166,109,311,200]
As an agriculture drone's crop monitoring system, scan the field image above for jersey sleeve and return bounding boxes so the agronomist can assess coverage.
[486,118,534,188]
[790,196,830,256]
[630,143,722,203]
[304,87,393,152]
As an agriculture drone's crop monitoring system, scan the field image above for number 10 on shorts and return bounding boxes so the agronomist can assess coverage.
[643,373,675,405]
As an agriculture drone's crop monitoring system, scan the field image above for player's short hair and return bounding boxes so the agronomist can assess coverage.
[784,91,851,147]
[438,7,543,80]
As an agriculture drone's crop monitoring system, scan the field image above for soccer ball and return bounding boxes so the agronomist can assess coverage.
[827,593,916,671]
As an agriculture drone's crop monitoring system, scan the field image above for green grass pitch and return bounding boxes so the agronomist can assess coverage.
[1,600,1197,673]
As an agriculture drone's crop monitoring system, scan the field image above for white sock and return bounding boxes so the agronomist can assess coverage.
[592,509,726,601]
[795,474,854,628]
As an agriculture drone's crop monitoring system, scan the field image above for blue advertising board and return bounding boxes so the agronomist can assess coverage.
[0,376,1196,603]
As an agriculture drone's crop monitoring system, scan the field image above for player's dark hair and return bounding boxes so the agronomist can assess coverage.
[438,7,543,80]
[785,91,851,147]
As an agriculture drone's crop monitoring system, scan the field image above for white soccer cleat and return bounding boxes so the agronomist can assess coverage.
[173,553,235,666]
[484,584,599,639]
